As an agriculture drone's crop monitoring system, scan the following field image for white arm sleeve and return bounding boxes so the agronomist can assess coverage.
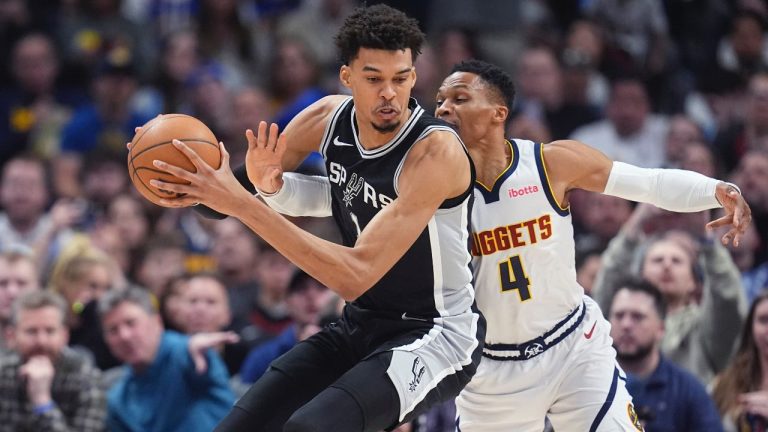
[258,172,333,217]
[603,162,722,212]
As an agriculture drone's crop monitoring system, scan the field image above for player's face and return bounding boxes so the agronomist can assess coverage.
[609,290,663,361]
[341,48,416,134]
[11,306,68,361]
[436,72,504,145]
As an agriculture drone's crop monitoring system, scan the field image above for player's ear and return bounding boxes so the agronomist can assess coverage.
[494,106,509,124]
[339,66,352,88]
[411,67,417,89]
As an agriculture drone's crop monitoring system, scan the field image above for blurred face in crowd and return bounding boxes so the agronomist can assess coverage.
[438,29,475,74]
[231,87,271,145]
[274,39,318,96]
[665,115,702,165]
[12,33,58,95]
[576,254,601,297]
[752,298,768,358]
[732,15,764,64]
[286,278,331,326]
[436,72,507,148]
[0,159,48,225]
[565,20,603,67]
[607,81,649,137]
[680,142,716,178]
[212,219,259,278]
[83,160,128,204]
[517,47,561,107]
[163,30,199,83]
[340,47,416,135]
[60,262,113,310]
[582,194,632,241]
[642,239,696,305]
[733,151,768,211]
[107,195,149,250]
[182,275,231,333]
[0,257,39,322]
[747,74,768,128]
[102,301,163,368]
[137,247,186,295]
[255,250,295,298]
[11,306,69,361]
[610,289,663,362]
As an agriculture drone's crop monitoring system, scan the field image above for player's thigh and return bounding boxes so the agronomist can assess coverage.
[455,358,550,432]
[287,351,402,432]
[548,363,641,432]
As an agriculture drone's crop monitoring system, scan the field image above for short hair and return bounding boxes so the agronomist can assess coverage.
[97,285,157,319]
[11,290,67,326]
[450,59,516,111]
[334,4,425,65]
[610,277,667,320]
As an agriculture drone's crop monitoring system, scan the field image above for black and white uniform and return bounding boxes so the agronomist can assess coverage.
[220,97,484,432]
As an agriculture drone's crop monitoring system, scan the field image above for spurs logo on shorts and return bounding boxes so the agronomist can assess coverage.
[343,173,364,206]
[627,403,644,431]
[524,343,544,359]
[408,357,426,392]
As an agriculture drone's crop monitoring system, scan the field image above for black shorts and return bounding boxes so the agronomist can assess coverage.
[225,303,484,431]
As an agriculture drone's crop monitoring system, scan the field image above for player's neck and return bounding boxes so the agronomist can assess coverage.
[357,108,412,150]
[469,133,510,187]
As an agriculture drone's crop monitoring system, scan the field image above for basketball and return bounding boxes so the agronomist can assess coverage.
[127,114,221,207]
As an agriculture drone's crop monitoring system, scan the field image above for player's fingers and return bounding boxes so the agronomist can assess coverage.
[172,139,208,171]
[266,123,280,152]
[149,178,189,194]
[152,158,196,181]
[126,141,132,150]
[218,142,230,167]
[257,121,268,149]
[276,133,287,156]
[705,214,732,230]
[720,228,735,246]
[245,129,256,149]
[157,196,198,208]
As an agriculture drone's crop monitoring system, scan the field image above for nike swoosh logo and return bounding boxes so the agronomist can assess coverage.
[333,136,355,147]
[584,321,597,339]
[401,312,429,322]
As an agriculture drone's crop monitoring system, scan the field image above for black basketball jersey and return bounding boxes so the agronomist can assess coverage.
[319,97,477,317]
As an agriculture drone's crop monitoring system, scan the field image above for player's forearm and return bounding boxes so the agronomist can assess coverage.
[231,196,386,300]
[259,172,332,217]
[603,162,725,212]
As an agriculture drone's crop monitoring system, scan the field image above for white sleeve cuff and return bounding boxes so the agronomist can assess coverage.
[258,172,333,217]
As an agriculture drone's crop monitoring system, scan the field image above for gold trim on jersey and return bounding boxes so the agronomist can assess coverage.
[538,143,569,212]
[476,140,516,192]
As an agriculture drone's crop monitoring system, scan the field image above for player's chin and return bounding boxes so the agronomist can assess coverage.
[372,120,400,134]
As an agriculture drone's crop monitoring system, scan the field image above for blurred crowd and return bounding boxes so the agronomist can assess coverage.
[1,0,768,431]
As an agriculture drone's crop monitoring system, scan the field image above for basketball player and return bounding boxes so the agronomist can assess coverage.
[148,5,484,432]
[251,60,751,431]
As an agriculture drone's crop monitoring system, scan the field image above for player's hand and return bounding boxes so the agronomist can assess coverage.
[706,182,752,247]
[188,331,240,374]
[245,121,286,194]
[149,140,254,215]
[19,355,55,405]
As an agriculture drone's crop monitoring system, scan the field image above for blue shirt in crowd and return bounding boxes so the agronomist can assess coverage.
[239,325,298,383]
[107,331,235,432]
[60,104,153,154]
[625,356,724,432]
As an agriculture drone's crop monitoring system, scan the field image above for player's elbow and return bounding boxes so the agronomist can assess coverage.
[334,263,378,301]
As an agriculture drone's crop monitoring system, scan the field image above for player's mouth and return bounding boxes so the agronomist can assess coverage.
[376,106,399,120]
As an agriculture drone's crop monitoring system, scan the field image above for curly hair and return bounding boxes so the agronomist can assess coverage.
[334,4,425,65]
[451,59,516,110]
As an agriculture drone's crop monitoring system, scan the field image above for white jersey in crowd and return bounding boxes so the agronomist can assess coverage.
[471,138,582,346]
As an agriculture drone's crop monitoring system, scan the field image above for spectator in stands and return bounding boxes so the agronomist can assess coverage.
[680,140,719,178]
[609,278,724,431]
[0,154,83,269]
[227,86,271,166]
[239,270,332,383]
[716,10,768,83]
[133,233,187,297]
[99,286,236,432]
[714,73,768,173]
[576,246,604,297]
[594,203,747,383]
[575,193,633,252]
[664,114,704,168]
[730,149,768,263]
[571,76,669,168]
[0,249,41,351]
[713,291,768,431]
[180,272,249,375]
[250,244,296,339]
[0,290,106,431]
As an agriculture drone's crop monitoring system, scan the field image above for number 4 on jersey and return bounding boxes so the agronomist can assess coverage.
[498,255,532,301]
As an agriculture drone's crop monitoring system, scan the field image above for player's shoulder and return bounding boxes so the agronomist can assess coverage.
[302,95,353,124]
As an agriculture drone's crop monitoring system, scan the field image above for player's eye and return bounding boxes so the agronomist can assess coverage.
[366,77,380,83]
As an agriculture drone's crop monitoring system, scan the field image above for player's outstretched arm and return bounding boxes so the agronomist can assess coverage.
[150,129,469,301]
[543,139,752,246]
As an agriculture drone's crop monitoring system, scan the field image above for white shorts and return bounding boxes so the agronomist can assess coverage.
[456,296,644,432]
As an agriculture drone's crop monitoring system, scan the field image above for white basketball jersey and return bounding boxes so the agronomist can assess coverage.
[471,139,583,345]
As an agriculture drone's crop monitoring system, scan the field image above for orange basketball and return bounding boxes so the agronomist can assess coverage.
[127,114,221,207]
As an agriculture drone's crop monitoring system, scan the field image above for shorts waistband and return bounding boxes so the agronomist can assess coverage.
[482,301,586,361]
